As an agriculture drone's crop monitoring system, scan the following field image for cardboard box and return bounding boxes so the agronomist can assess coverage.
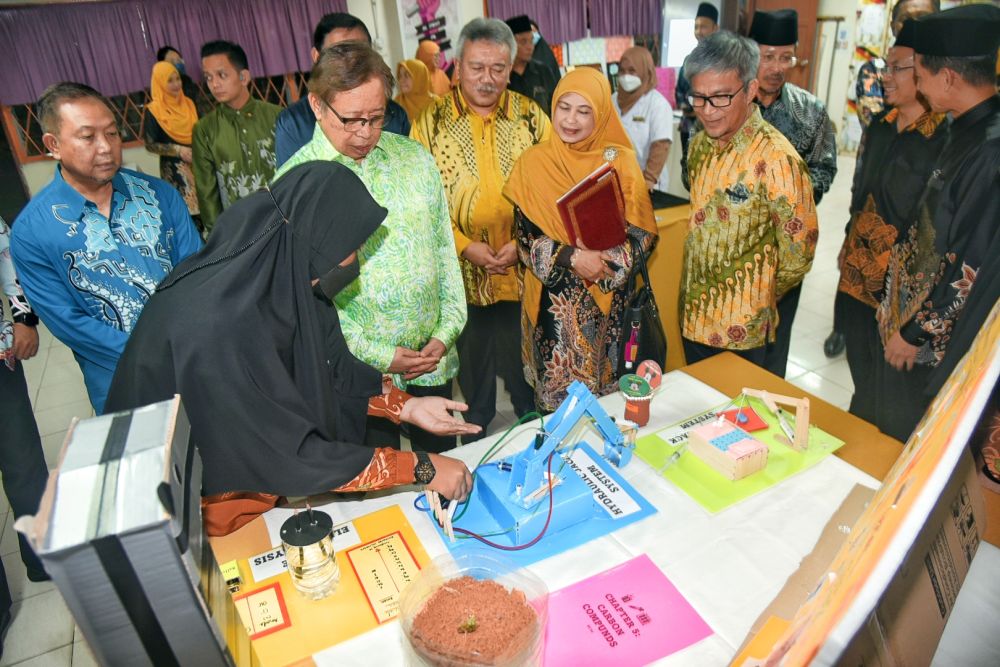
[842,450,984,666]
[19,397,258,667]
[736,450,985,666]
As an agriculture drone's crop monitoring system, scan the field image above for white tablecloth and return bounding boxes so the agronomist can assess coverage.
[262,370,995,666]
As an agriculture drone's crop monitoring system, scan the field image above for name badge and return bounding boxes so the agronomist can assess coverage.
[632,116,647,123]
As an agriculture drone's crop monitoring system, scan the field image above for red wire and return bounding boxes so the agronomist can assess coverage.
[453,452,556,551]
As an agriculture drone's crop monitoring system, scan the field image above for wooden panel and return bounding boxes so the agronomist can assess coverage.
[647,203,691,371]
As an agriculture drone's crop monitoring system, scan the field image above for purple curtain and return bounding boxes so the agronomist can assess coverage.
[0,1,150,105]
[487,0,588,45]
[589,0,662,37]
[0,0,346,105]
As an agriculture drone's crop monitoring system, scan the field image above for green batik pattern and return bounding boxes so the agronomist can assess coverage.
[275,126,467,388]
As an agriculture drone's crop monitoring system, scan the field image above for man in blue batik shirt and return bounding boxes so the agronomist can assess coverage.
[11,82,202,414]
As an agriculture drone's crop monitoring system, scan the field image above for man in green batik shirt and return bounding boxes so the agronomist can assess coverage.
[193,40,281,233]
[275,42,467,454]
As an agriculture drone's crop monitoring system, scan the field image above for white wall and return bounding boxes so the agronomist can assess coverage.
[815,0,859,141]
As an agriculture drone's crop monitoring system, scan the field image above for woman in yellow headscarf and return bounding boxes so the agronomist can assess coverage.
[503,67,658,411]
[416,40,452,96]
[143,61,201,220]
[394,59,437,122]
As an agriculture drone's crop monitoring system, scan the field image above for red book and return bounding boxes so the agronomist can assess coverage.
[556,163,627,250]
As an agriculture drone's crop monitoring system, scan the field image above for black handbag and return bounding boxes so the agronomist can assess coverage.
[617,235,667,377]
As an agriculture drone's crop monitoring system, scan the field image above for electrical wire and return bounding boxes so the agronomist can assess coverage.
[452,451,556,551]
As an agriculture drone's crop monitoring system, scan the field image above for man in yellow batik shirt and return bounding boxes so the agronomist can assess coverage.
[679,31,817,367]
[412,18,550,441]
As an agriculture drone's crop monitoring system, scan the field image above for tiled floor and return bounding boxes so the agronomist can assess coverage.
[2,156,859,665]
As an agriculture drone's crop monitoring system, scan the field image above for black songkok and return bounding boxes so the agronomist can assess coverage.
[749,9,798,47]
[911,4,1000,57]
[505,15,533,35]
[696,3,719,24]
[894,19,918,50]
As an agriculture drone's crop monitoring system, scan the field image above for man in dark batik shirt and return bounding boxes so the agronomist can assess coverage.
[853,0,939,128]
[875,5,1000,442]
[505,15,559,117]
[834,21,947,426]
[677,3,719,191]
[748,9,838,378]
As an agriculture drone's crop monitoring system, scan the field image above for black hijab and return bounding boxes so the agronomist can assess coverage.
[105,161,389,496]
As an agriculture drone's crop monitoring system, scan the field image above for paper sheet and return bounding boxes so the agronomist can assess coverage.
[635,397,844,513]
[345,531,421,624]
[543,554,713,666]
[241,505,430,666]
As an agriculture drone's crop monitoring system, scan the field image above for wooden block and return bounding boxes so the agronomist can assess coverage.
[689,418,769,481]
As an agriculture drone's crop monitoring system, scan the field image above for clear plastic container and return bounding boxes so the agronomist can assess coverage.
[399,553,548,666]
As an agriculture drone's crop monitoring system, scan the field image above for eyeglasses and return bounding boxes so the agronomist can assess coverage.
[688,85,746,109]
[882,64,915,77]
[320,97,386,132]
[760,53,798,68]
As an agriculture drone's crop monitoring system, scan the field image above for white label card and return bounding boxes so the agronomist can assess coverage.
[563,448,642,519]
[248,546,287,583]
[249,521,362,583]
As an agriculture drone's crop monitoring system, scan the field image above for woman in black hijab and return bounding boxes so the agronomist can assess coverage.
[105,161,476,535]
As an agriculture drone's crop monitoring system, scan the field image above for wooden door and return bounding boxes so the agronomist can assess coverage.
[748,0,819,93]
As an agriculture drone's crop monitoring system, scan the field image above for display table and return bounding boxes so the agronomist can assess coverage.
[208,355,946,666]
[647,204,690,372]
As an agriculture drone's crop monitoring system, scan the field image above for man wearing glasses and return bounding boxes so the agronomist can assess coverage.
[412,18,550,441]
[679,31,817,367]
[275,42,467,454]
[748,10,837,376]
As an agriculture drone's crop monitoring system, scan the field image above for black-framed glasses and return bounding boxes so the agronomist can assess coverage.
[320,97,386,132]
[688,85,746,109]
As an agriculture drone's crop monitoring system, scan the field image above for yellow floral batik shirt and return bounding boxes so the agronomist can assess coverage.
[682,108,817,349]
[411,89,550,306]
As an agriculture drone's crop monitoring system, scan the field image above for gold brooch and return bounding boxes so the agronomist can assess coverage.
[603,147,618,162]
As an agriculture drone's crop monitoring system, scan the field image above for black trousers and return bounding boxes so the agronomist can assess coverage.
[842,296,879,424]
[364,381,455,454]
[763,284,803,378]
[873,348,933,443]
[457,302,536,443]
[0,363,50,613]
[682,338,768,367]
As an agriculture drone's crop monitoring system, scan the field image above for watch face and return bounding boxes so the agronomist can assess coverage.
[415,460,435,485]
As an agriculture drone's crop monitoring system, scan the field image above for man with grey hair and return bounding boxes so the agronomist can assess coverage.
[275,42,468,454]
[679,31,817,367]
[412,17,551,439]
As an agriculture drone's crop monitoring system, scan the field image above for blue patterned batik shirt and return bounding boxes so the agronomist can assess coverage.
[11,167,202,413]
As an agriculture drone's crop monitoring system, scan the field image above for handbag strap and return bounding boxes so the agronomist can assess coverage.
[627,235,660,316]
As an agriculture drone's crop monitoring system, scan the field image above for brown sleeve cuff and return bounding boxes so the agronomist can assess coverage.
[334,448,416,492]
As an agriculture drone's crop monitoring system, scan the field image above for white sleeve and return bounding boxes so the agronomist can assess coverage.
[648,92,675,144]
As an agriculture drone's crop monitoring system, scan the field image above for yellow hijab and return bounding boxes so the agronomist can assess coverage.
[616,46,658,116]
[416,40,452,95]
[394,59,436,121]
[147,61,198,145]
[503,67,656,324]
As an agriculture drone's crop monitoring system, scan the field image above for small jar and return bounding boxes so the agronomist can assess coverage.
[280,509,340,600]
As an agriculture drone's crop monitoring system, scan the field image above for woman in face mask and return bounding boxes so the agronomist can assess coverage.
[105,162,477,536]
[613,46,676,209]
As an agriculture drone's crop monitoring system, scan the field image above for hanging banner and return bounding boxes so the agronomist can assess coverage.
[396,0,462,72]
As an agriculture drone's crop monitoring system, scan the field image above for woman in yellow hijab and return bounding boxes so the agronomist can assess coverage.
[394,59,437,122]
[143,61,201,219]
[416,40,452,95]
[504,67,657,411]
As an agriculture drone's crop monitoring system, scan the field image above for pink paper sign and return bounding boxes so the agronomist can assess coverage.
[543,554,713,666]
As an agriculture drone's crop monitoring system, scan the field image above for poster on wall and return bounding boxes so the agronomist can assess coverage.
[397,0,462,72]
